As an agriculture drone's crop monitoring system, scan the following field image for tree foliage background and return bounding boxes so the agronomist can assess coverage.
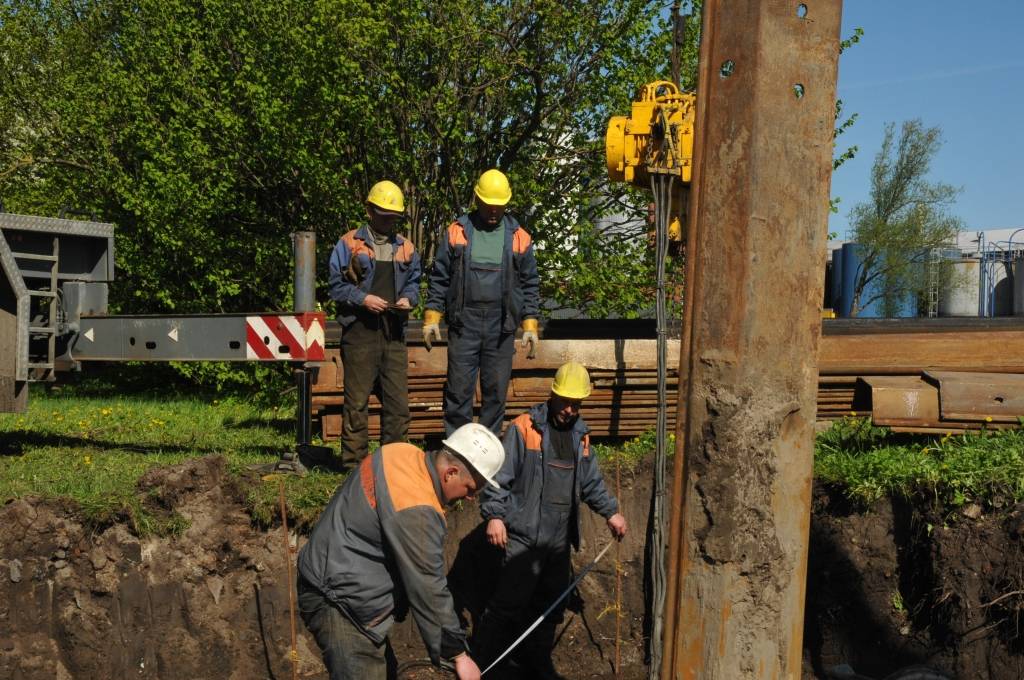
[0,0,691,335]
[847,119,962,317]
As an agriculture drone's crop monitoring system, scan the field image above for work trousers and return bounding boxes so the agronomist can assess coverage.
[297,578,398,680]
[443,306,515,436]
[340,318,409,464]
[475,459,575,674]
[473,535,572,672]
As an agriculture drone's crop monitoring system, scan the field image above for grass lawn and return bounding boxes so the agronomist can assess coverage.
[0,389,345,534]
[815,416,1024,510]
[3,391,1024,537]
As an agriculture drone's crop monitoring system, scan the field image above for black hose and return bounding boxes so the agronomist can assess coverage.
[396,658,452,678]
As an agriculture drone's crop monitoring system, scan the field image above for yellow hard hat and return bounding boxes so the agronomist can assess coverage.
[366,180,405,214]
[551,361,591,400]
[473,169,512,206]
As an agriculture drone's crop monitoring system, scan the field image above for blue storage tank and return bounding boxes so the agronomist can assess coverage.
[830,247,844,311]
[835,243,917,318]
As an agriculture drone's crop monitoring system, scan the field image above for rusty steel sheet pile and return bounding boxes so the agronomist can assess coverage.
[310,318,1024,440]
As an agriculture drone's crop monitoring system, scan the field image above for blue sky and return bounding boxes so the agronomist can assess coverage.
[829,1,1024,238]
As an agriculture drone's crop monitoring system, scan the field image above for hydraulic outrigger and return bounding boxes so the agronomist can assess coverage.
[0,212,328,473]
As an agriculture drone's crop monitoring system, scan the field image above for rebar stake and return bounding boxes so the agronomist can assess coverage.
[278,477,300,680]
[615,454,623,677]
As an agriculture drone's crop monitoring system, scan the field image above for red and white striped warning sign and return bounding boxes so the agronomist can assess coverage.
[245,312,325,361]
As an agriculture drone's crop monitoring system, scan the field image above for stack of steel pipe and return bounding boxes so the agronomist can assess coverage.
[312,318,1024,439]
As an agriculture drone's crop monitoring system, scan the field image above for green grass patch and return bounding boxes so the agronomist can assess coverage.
[0,389,345,535]
[593,428,674,473]
[7,391,1024,537]
[815,417,1024,509]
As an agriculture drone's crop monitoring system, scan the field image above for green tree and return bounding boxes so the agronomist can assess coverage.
[0,0,674,328]
[847,119,962,317]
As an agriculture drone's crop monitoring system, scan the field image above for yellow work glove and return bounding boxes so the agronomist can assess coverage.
[520,318,538,360]
[423,309,442,351]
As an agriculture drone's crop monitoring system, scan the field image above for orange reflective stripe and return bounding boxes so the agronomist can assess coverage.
[513,413,543,452]
[512,227,532,255]
[381,443,444,515]
[447,222,468,248]
[582,433,590,458]
[395,239,415,263]
[342,230,374,260]
[359,455,377,509]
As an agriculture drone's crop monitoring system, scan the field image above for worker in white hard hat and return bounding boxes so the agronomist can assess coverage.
[423,168,540,437]
[328,180,422,464]
[473,362,627,679]
[297,422,505,680]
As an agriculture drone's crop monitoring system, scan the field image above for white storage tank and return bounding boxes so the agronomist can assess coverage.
[939,257,981,317]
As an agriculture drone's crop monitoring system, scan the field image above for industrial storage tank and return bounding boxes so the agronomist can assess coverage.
[939,257,981,317]
[984,258,1015,316]
[834,243,916,318]
[1015,255,1024,316]
[830,247,844,312]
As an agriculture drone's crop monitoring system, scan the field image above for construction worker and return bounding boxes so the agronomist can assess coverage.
[328,180,421,464]
[474,362,627,679]
[297,422,505,680]
[423,168,540,436]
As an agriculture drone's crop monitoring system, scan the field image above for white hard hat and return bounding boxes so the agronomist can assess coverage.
[442,423,505,488]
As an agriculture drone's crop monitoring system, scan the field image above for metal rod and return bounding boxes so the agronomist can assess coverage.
[660,0,712,671]
[292,231,316,313]
[278,478,300,680]
[615,456,622,678]
[296,367,312,448]
[294,230,316,463]
[670,1,682,88]
[481,542,614,677]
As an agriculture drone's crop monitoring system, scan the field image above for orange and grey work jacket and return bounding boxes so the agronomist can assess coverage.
[480,402,619,550]
[296,443,468,663]
[327,226,421,332]
[425,213,539,334]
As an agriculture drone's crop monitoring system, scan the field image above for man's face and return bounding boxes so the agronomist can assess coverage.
[549,394,582,428]
[440,465,484,505]
[367,206,401,234]
[475,202,506,228]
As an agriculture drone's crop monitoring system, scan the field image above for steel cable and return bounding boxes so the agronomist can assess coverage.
[647,168,675,679]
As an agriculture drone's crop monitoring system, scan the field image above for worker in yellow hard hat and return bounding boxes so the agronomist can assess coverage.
[327,180,421,464]
[473,362,627,678]
[423,168,540,437]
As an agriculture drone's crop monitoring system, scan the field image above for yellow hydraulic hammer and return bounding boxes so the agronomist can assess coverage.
[605,80,696,241]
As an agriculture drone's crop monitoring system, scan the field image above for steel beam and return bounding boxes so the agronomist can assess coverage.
[68,313,326,362]
[663,1,842,678]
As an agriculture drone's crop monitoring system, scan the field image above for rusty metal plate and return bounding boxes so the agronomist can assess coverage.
[858,376,940,427]
[926,370,1024,422]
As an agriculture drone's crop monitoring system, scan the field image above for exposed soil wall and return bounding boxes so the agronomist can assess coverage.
[1,456,1023,679]
[0,456,650,680]
[805,487,1024,679]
